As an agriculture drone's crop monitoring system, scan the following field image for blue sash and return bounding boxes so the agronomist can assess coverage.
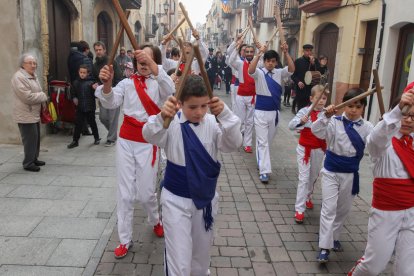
[164,113,221,231]
[324,116,365,195]
[255,69,282,112]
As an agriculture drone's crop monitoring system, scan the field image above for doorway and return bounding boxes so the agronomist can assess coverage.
[97,12,113,52]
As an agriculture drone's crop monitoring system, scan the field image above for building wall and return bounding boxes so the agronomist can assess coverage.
[299,0,381,105]
[370,0,414,123]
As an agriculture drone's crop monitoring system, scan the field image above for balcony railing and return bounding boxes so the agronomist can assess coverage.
[119,0,142,9]
[299,0,342,14]
[280,0,301,26]
[257,0,275,23]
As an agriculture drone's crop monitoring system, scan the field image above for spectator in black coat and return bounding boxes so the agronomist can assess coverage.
[205,48,217,90]
[67,65,100,149]
[67,41,94,83]
[291,44,320,113]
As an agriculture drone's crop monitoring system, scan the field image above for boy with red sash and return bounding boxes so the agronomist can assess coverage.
[143,76,242,276]
[249,42,294,184]
[349,83,414,276]
[311,88,373,263]
[95,44,175,259]
[229,39,256,153]
[288,85,328,223]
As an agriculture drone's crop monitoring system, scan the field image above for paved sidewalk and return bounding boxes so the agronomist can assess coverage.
[94,90,392,276]
[0,123,118,276]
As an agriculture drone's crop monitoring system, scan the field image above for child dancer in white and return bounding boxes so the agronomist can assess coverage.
[249,42,294,183]
[349,83,414,276]
[288,85,327,223]
[95,44,175,259]
[143,75,242,276]
[311,88,373,263]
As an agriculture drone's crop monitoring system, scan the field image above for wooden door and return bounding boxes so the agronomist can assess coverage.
[48,0,71,81]
[318,23,339,104]
[97,12,113,53]
[391,23,414,107]
[359,20,378,91]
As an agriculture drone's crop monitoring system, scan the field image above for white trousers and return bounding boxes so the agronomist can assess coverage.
[234,95,254,147]
[254,110,278,174]
[350,206,414,276]
[162,188,219,276]
[319,169,355,249]
[295,145,324,212]
[116,137,160,244]
[230,84,237,111]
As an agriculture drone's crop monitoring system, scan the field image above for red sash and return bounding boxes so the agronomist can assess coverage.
[231,75,236,84]
[298,111,326,164]
[392,136,414,177]
[237,60,256,98]
[372,178,414,210]
[119,74,161,166]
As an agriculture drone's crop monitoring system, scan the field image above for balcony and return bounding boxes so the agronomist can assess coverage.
[238,0,252,9]
[280,0,301,26]
[119,0,142,9]
[299,0,342,14]
[222,0,236,19]
[257,0,274,23]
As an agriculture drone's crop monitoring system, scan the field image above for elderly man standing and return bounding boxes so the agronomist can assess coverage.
[115,47,132,78]
[11,53,48,172]
[92,41,122,147]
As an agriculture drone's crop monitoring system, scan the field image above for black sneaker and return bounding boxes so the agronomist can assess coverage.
[24,165,40,172]
[104,141,115,147]
[67,141,79,149]
[94,138,101,145]
[34,160,46,166]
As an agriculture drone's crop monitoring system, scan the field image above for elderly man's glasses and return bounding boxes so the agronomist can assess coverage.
[24,61,37,66]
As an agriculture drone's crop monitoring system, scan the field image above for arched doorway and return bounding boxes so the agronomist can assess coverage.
[97,12,113,52]
[317,23,339,103]
[48,0,72,81]
[135,21,142,44]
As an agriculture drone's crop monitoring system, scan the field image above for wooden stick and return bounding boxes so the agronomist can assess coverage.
[179,2,195,34]
[240,26,250,41]
[193,42,214,99]
[108,10,130,65]
[372,69,385,117]
[111,0,139,50]
[248,17,258,43]
[274,4,286,45]
[265,27,279,48]
[161,17,186,44]
[163,47,195,129]
[304,83,329,117]
[332,86,383,110]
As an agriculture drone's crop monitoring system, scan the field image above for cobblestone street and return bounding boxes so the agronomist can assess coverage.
[94,90,392,276]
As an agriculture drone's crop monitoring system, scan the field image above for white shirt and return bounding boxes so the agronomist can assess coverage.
[142,105,242,166]
[288,106,324,130]
[311,112,373,157]
[95,65,175,122]
[367,105,412,179]
[160,44,178,72]
[250,67,292,97]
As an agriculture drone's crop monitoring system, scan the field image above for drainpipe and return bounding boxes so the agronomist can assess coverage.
[40,0,49,90]
[367,0,386,120]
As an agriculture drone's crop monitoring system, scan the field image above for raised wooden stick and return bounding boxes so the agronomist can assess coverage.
[248,16,258,43]
[372,69,385,117]
[180,28,186,42]
[332,86,383,111]
[163,46,195,129]
[274,4,286,45]
[174,38,186,75]
[179,2,198,39]
[111,0,139,50]
[193,42,214,99]
[304,83,329,117]
[108,10,130,65]
[161,17,186,44]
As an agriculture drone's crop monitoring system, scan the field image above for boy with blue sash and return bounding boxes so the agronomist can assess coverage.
[311,88,373,263]
[288,85,328,223]
[248,42,294,183]
[143,75,242,276]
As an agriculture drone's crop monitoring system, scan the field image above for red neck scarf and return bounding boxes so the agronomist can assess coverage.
[130,74,160,116]
[392,135,414,177]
